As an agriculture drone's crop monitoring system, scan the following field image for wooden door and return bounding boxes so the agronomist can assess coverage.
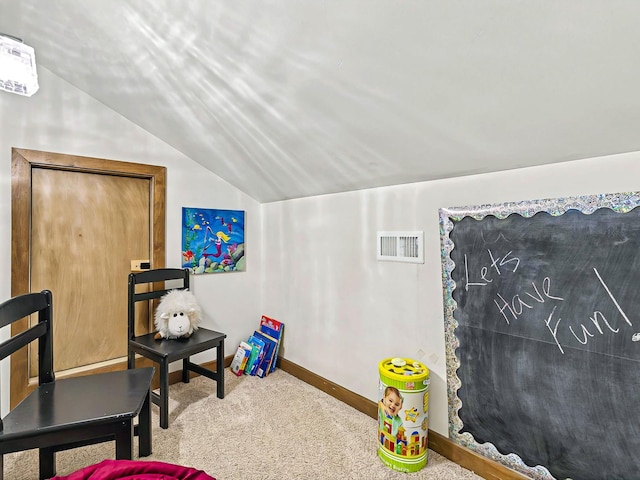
[11,148,166,407]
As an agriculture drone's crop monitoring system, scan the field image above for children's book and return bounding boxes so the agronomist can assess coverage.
[245,334,266,376]
[259,315,284,373]
[253,330,277,378]
[230,341,252,376]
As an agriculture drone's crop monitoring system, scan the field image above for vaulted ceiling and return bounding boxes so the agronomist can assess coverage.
[2,1,639,202]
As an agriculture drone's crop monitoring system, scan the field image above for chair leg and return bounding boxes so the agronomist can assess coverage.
[39,447,56,480]
[0,453,3,480]
[127,349,135,369]
[160,358,170,429]
[114,420,134,460]
[138,387,152,457]
[182,357,190,383]
[216,342,225,399]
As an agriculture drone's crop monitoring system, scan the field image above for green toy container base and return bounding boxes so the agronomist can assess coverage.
[377,357,430,473]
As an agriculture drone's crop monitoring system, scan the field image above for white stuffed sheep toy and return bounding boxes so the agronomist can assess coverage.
[153,289,202,340]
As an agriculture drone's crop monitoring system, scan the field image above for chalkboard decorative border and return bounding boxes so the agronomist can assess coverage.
[438,191,640,480]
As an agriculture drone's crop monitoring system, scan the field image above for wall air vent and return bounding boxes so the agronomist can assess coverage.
[376,231,424,263]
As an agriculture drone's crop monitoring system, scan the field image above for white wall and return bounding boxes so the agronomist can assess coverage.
[260,153,640,435]
[0,67,262,414]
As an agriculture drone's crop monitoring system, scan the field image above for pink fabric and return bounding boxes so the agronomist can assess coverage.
[49,459,216,480]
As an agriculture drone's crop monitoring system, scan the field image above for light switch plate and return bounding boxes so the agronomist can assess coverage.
[131,259,150,271]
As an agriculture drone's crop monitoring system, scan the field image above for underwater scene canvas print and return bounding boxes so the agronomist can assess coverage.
[182,207,245,274]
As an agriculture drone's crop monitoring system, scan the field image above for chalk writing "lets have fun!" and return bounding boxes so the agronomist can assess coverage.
[463,249,633,354]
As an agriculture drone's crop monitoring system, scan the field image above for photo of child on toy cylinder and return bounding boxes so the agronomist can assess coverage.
[378,383,428,457]
[379,386,404,435]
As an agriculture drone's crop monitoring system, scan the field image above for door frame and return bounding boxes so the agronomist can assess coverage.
[11,148,166,407]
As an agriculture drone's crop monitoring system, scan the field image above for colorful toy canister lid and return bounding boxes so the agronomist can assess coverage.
[379,357,429,386]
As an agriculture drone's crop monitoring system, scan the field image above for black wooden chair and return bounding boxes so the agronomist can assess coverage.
[127,268,226,429]
[0,290,154,480]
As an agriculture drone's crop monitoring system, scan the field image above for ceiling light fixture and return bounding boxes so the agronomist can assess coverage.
[0,33,39,97]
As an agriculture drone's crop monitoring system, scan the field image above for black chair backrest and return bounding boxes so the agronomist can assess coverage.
[127,268,190,340]
[0,290,55,431]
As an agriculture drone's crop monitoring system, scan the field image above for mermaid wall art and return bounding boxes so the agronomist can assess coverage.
[182,207,245,274]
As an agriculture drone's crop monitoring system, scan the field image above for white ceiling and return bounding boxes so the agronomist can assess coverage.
[2,1,639,203]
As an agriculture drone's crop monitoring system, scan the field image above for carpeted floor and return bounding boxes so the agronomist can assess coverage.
[3,369,483,479]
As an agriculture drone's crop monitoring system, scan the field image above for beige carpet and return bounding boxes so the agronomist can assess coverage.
[4,369,483,479]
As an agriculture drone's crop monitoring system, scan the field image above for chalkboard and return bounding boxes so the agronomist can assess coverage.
[439,192,640,480]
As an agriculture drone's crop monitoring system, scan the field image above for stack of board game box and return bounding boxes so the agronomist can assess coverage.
[229,315,284,377]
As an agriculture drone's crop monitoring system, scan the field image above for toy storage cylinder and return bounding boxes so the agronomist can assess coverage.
[377,357,430,473]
